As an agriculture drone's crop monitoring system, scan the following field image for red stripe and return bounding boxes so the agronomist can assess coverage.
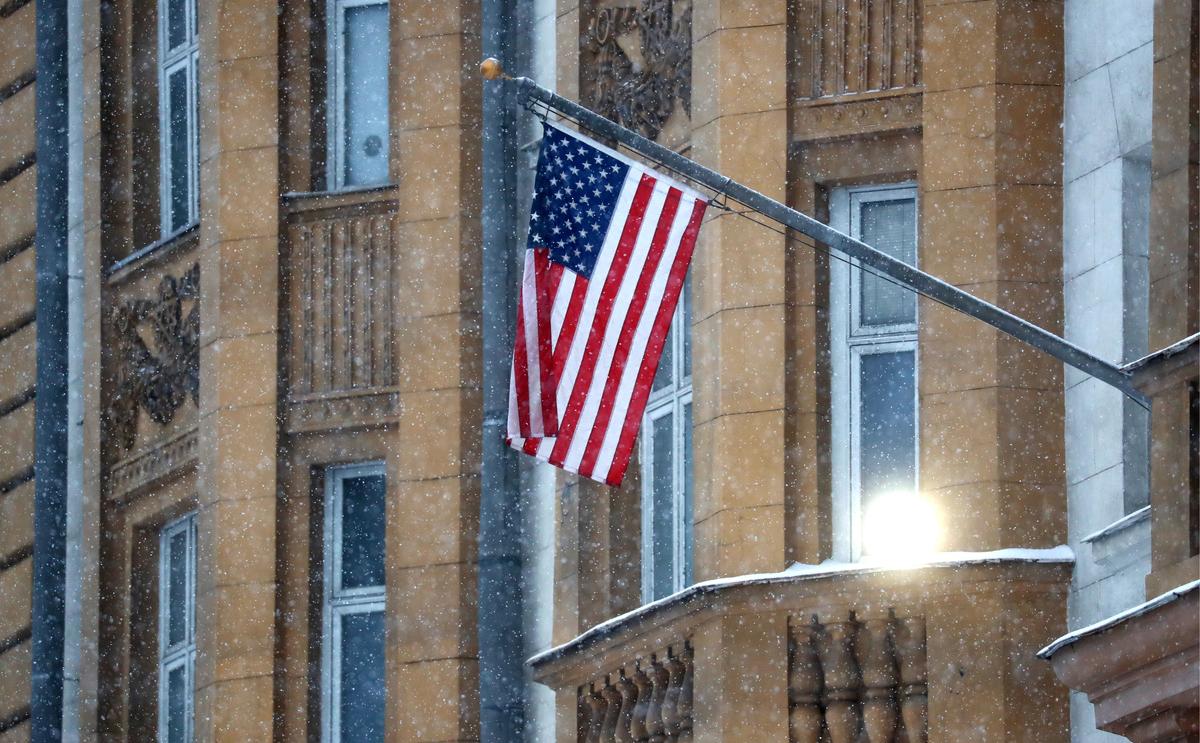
[523,437,541,455]
[512,261,533,437]
[606,198,707,485]
[549,174,656,467]
[534,250,559,436]
[578,188,682,478]
[552,276,589,373]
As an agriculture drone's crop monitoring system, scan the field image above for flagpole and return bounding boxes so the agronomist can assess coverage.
[480,59,1149,407]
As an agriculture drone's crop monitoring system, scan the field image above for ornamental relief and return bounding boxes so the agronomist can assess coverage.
[582,0,692,145]
[107,263,200,453]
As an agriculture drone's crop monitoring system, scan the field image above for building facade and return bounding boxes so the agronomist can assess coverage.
[0,1,1195,743]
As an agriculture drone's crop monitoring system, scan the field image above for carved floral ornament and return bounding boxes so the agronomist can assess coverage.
[107,263,200,452]
[584,0,692,142]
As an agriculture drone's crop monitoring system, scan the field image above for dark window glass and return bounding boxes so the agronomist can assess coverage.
[167,528,188,647]
[339,611,386,742]
[168,67,190,232]
[166,665,187,743]
[859,350,917,510]
[340,474,386,589]
[166,0,187,50]
[651,412,675,600]
[682,400,693,585]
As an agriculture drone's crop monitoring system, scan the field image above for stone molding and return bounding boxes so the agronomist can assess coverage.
[1041,583,1199,743]
[284,388,401,434]
[107,426,198,501]
[792,90,922,143]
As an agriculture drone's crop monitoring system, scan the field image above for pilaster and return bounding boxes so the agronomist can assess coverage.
[192,0,281,738]
[690,0,790,580]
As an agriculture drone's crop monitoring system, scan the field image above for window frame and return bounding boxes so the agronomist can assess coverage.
[320,461,387,743]
[325,0,390,191]
[640,276,693,603]
[829,183,920,561]
[157,512,197,743]
[156,0,200,238]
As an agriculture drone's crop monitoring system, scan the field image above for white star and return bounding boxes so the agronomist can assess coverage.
[604,183,614,192]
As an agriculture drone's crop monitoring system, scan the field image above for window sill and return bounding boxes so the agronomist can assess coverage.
[106,222,200,284]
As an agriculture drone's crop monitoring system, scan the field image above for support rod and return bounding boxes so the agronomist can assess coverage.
[495,70,1148,407]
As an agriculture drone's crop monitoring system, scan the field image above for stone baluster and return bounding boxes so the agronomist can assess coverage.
[645,655,670,743]
[661,649,686,739]
[601,681,623,742]
[631,663,653,742]
[616,670,639,743]
[677,643,694,737]
[817,611,863,743]
[788,616,824,743]
[859,613,899,743]
[583,684,608,743]
[893,616,928,743]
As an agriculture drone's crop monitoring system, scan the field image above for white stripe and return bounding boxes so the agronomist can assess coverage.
[590,195,698,481]
[550,269,577,347]
[561,182,668,472]
[506,358,520,437]
[550,168,644,430]
[519,252,544,434]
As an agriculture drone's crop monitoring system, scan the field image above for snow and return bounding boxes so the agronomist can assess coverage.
[1079,505,1150,544]
[1037,579,1200,659]
[529,546,1075,667]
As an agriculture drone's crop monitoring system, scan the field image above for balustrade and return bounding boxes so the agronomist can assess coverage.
[789,609,926,743]
[578,642,693,743]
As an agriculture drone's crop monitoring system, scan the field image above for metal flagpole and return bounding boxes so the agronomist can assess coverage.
[479,59,1149,408]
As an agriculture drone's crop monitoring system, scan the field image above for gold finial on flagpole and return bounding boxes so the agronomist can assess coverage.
[480,57,508,81]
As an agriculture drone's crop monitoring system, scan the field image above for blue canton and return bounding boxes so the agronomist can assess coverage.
[527,125,631,278]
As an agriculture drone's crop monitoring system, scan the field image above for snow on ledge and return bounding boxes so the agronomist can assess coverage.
[529,546,1074,668]
[1037,579,1200,660]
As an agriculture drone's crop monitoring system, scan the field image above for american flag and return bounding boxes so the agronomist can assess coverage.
[507,122,707,486]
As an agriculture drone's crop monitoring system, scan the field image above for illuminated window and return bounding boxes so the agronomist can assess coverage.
[830,185,920,560]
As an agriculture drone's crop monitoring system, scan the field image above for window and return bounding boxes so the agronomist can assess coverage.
[830,185,919,560]
[158,0,199,236]
[158,513,197,743]
[327,0,390,189]
[321,463,387,742]
[640,273,693,602]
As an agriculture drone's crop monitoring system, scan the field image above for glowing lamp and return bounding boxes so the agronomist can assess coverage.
[862,491,940,562]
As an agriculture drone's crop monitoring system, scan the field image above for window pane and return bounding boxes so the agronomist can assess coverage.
[166,0,187,50]
[339,611,386,743]
[858,198,916,326]
[652,325,674,392]
[651,412,675,600]
[682,400,693,586]
[167,67,190,232]
[167,528,188,647]
[343,4,389,187]
[166,664,187,743]
[340,474,386,589]
[859,350,916,511]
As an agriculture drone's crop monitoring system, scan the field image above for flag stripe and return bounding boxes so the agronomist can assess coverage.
[589,193,697,482]
[549,174,656,467]
[534,250,558,434]
[578,187,682,478]
[513,257,534,437]
[605,198,707,485]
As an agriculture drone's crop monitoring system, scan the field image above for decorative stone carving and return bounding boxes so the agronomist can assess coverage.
[893,615,928,743]
[859,614,899,743]
[817,612,863,743]
[583,0,692,142]
[108,263,200,452]
[575,642,694,743]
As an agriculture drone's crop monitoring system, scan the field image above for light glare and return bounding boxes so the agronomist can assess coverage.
[862,491,940,562]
